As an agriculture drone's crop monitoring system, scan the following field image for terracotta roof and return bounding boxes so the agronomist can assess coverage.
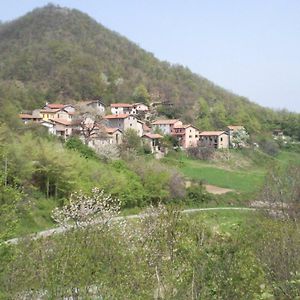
[46,104,65,109]
[49,118,72,126]
[40,108,61,113]
[110,103,133,108]
[104,114,129,119]
[105,127,122,134]
[200,131,227,136]
[152,119,180,125]
[173,124,199,130]
[142,133,163,139]
[19,114,41,119]
[227,125,245,130]
[143,124,151,132]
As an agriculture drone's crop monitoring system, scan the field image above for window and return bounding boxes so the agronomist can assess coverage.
[189,135,192,138]
[195,135,198,138]
[220,137,223,141]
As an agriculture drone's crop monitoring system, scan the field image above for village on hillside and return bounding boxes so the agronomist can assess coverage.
[19,99,249,156]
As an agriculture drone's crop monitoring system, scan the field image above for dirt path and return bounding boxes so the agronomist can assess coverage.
[204,184,234,194]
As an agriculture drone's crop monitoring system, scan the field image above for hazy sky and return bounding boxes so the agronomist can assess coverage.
[0,0,300,112]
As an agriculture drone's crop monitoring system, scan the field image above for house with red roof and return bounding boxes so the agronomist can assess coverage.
[151,119,183,135]
[104,114,143,136]
[199,131,229,149]
[110,103,133,115]
[89,127,123,149]
[49,118,77,139]
[172,124,200,149]
[142,133,163,153]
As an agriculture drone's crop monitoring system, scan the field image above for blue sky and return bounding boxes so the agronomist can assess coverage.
[0,0,300,112]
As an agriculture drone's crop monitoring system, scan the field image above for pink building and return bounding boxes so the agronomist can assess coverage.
[172,124,200,149]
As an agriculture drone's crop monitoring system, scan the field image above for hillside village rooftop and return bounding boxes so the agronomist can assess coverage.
[152,119,180,125]
[110,103,133,108]
[200,131,227,136]
[104,114,130,119]
[46,103,66,109]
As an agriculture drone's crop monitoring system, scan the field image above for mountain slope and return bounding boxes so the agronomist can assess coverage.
[0,4,299,137]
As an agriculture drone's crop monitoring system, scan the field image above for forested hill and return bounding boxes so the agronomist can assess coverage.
[0,4,299,137]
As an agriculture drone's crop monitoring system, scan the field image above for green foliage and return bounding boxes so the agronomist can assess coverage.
[65,137,98,160]
[120,129,142,152]
[185,183,214,204]
[132,83,150,105]
[1,207,268,299]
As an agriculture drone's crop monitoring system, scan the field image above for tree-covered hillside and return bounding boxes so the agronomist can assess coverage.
[0,4,299,137]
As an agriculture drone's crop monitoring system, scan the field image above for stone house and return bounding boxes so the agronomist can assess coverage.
[151,119,183,135]
[50,118,76,139]
[89,127,123,149]
[55,109,74,121]
[142,133,163,153]
[110,103,133,115]
[77,100,105,115]
[131,103,149,114]
[104,114,143,136]
[199,131,229,149]
[172,124,200,149]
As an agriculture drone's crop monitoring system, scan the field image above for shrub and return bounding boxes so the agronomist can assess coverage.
[186,184,213,204]
[259,139,279,156]
[65,137,98,160]
[187,146,215,160]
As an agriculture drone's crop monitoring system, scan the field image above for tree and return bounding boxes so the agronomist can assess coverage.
[259,163,300,220]
[120,129,142,152]
[230,128,249,148]
[132,84,150,105]
[74,105,106,145]
[65,137,98,160]
[52,188,121,228]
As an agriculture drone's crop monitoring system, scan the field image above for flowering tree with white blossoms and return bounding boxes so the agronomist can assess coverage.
[51,188,121,228]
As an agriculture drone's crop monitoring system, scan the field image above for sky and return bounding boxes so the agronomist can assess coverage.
[0,0,300,112]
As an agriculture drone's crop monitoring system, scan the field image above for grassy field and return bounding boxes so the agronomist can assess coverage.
[188,209,258,233]
[181,161,265,193]
[164,149,300,195]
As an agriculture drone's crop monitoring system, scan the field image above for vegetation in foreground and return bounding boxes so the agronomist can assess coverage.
[1,161,299,299]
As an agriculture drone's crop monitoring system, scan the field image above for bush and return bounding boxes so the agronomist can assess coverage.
[186,184,214,204]
[187,146,215,160]
[65,137,98,160]
[259,139,279,156]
